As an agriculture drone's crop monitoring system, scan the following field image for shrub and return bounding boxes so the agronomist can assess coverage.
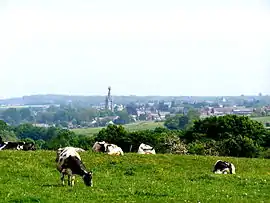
[259,148,270,159]
[159,134,187,154]
[187,141,206,155]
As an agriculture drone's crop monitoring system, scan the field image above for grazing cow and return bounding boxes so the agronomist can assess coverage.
[0,141,29,150]
[213,160,236,174]
[137,143,156,154]
[55,147,85,163]
[56,147,93,187]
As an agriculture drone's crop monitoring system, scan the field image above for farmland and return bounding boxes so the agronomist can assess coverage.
[71,121,164,136]
[0,151,270,202]
[71,116,270,136]
[252,116,270,125]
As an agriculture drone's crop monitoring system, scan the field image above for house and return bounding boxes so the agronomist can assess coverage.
[211,107,234,116]
[232,108,254,115]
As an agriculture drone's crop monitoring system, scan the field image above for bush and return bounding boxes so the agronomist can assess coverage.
[187,141,206,155]
[259,148,270,159]
[158,134,187,154]
[217,135,262,158]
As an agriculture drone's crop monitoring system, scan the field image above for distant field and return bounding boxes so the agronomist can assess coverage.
[72,116,270,136]
[252,116,270,125]
[72,121,164,136]
[0,151,270,202]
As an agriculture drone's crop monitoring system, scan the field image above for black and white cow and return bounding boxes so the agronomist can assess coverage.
[55,147,85,162]
[56,147,93,187]
[137,143,156,154]
[22,143,36,151]
[0,141,36,151]
[92,141,106,153]
[213,160,236,174]
[92,141,124,155]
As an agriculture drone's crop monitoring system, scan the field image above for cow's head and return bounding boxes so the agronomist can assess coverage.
[83,171,93,187]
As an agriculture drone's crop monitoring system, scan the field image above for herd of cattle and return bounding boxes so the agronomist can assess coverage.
[0,140,236,187]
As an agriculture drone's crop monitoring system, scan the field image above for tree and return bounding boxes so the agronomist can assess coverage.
[185,115,267,157]
[0,130,18,142]
[47,129,76,149]
[164,115,191,130]
[0,120,9,131]
[15,123,48,141]
[2,108,21,125]
[191,115,266,143]
[114,109,131,124]
[19,108,33,121]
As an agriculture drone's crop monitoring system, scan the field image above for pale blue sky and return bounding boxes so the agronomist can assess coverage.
[0,0,269,98]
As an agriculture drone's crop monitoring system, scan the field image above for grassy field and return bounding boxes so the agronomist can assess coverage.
[71,121,164,136]
[0,151,270,202]
[252,116,270,125]
[72,116,270,136]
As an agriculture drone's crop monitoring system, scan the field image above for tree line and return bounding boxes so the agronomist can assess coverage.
[0,105,132,127]
[1,114,270,158]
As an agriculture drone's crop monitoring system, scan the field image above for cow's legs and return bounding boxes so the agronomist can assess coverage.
[61,173,65,185]
[68,175,71,186]
[67,175,75,186]
[71,175,75,187]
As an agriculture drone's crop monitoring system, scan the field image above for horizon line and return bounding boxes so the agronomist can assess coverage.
[0,93,268,100]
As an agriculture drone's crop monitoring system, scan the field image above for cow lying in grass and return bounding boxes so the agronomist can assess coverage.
[92,141,124,156]
[213,160,236,174]
[0,141,36,151]
[56,147,93,187]
[137,143,156,154]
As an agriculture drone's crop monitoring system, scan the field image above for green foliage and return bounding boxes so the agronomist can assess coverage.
[218,135,262,157]
[1,114,270,159]
[0,130,18,142]
[164,109,200,130]
[21,138,35,144]
[164,114,188,130]
[15,123,48,141]
[95,124,185,153]
[259,148,270,159]
[183,115,268,157]
[114,109,132,124]
[35,139,46,149]
[187,141,206,155]
[0,120,9,131]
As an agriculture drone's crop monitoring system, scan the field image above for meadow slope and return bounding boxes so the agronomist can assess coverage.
[0,151,270,202]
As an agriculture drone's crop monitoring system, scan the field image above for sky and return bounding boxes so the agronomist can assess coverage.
[0,0,269,98]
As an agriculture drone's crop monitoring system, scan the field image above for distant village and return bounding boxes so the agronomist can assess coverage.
[0,87,269,129]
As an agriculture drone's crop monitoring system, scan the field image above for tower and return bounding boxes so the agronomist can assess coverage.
[105,86,113,112]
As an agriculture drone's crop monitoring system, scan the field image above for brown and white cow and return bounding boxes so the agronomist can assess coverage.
[137,143,156,154]
[56,147,93,187]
